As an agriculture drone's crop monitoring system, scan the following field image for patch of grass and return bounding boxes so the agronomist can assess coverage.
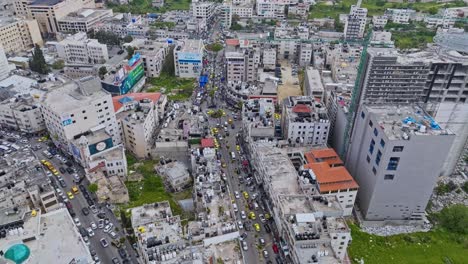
[150,21,176,29]
[385,22,436,49]
[348,223,468,264]
[147,73,195,101]
[108,0,190,14]
[172,188,193,201]
[126,151,138,170]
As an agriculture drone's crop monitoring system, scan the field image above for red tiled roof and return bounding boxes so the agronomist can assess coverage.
[112,92,161,112]
[225,39,240,46]
[201,138,215,148]
[292,104,311,113]
[304,148,343,166]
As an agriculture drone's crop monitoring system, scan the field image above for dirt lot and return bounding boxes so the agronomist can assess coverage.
[277,60,302,102]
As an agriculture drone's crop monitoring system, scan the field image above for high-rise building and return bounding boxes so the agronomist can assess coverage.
[0,17,43,53]
[0,48,9,81]
[55,32,109,64]
[346,105,454,220]
[174,39,203,78]
[0,95,45,134]
[344,4,367,40]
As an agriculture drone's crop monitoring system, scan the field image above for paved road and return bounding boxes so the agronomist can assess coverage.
[23,135,140,264]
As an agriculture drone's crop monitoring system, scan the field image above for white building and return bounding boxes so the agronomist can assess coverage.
[114,93,162,159]
[137,40,170,78]
[40,77,122,155]
[56,32,109,64]
[262,48,276,70]
[57,8,114,33]
[385,8,415,24]
[372,15,388,29]
[0,48,9,81]
[174,39,203,78]
[157,161,191,191]
[232,4,254,18]
[344,5,367,40]
[282,96,330,146]
[256,0,288,18]
[304,67,325,101]
[191,1,216,20]
[0,96,45,134]
[298,43,313,67]
[0,17,43,53]
[220,3,232,28]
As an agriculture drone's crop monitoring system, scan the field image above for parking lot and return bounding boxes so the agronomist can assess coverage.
[0,129,140,264]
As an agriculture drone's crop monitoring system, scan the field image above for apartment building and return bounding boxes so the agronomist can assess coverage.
[249,142,352,263]
[0,48,9,81]
[191,1,215,20]
[372,15,388,29]
[93,13,149,38]
[326,89,352,157]
[225,51,245,82]
[325,43,362,85]
[0,17,42,53]
[174,39,203,78]
[57,8,113,33]
[262,48,276,70]
[151,0,164,8]
[22,0,95,35]
[40,77,122,156]
[56,32,108,64]
[0,96,45,134]
[344,5,367,40]
[358,48,430,105]
[346,105,454,221]
[114,93,161,159]
[298,43,313,67]
[242,98,278,139]
[138,40,170,78]
[256,0,288,18]
[288,3,310,18]
[231,4,253,18]
[301,148,359,216]
[282,96,330,146]
[384,8,415,24]
[220,3,232,28]
[304,67,325,101]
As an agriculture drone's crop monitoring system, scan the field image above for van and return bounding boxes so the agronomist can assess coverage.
[230,152,236,160]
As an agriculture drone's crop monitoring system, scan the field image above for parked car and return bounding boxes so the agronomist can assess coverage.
[100,238,109,248]
[81,207,90,215]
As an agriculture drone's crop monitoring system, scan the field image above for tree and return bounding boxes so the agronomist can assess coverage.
[436,204,468,234]
[51,59,65,70]
[88,183,98,193]
[126,46,135,59]
[122,35,133,43]
[98,66,108,79]
[29,44,49,74]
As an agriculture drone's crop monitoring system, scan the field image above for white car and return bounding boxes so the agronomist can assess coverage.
[109,231,117,239]
[259,214,266,223]
[242,241,248,251]
[74,217,81,227]
[233,203,238,212]
[98,219,105,229]
[237,221,243,229]
[240,211,246,219]
[104,223,113,233]
[83,236,90,245]
[234,191,240,199]
[90,222,97,230]
[87,227,95,237]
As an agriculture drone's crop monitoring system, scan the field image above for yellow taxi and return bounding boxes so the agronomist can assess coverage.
[265,213,271,220]
[67,192,74,199]
[249,212,256,220]
[51,169,59,176]
[243,191,249,199]
[236,145,241,152]
[253,223,261,232]
[72,186,79,194]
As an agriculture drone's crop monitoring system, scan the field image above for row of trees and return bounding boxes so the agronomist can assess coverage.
[88,30,133,47]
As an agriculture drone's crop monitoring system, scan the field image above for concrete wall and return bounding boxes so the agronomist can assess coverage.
[203,231,240,247]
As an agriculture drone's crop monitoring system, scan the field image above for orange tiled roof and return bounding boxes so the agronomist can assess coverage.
[304,148,343,166]
[225,39,240,46]
[292,104,311,113]
[112,93,161,112]
[201,138,215,148]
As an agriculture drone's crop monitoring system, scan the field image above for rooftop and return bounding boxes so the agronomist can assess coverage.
[366,105,454,140]
[176,39,202,53]
[284,96,328,123]
[59,8,113,22]
[305,68,324,93]
[201,138,215,148]
[113,92,161,113]
[30,0,63,6]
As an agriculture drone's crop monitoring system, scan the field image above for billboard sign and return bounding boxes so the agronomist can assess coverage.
[61,114,72,127]
[178,52,201,63]
[88,137,113,156]
[120,62,144,95]
[128,53,141,67]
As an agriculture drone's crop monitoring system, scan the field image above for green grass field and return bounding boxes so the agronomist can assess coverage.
[348,223,468,264]
[309,0,467,19]
[147,74,195,101]
[108,0,190,14]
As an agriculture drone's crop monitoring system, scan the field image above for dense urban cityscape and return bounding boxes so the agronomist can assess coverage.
[0,0,467,263]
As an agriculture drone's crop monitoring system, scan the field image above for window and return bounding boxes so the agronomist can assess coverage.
[369,120,373,127]
[380,139,385,148]
[366,155,370,163]
[374,128,378,136]
[393,146,404,152]
[376,150,382,165]
[387,157,400,171]
[372,167,377,175]
[361,111,365,119]
[384,174,394,180]
[369,139,375,154]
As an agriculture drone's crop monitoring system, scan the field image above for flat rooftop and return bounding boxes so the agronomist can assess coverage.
[366,105,455,140]
[59,8,112,22]
[284,96,328,122]
[177,39,202,53]
[0,75,43,98]
[305,67,324,92]
[0,208,91,264]
[30,0,63,6]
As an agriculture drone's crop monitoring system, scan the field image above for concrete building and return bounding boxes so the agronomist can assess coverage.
[256,0,288,18]
[0,47,9,81]
[372,15,388,29]
[114,93,162,159]
[93,13,149,38]
[304,67,325,101]
[358,48,430,105]
[384,8,415,24]
[174,39,203,78]
[326,89,352,157]
[101,53,146,95]
[282,96,330,146]
[248,142,352,263]
[325,43,362,85]
[0,208,92,264]
[191,0,216,20]
[220,3,232,28]
[346,105,454,221]
[225,51,245,83]
[231,4,254,18]
[55,32,109,64]
[242,98,278,140]
[0,17,43,53]
[157,161,191,191]
[21,0,95,36]
[301,148,359,216]
[298,43,313,67]
[152,0,164,8]
[137,40,170,78]
[40,77,122,155]
[0,95,45,134]
[57,8,113,33]
[344,5,368,40]
[262,48,276,70]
